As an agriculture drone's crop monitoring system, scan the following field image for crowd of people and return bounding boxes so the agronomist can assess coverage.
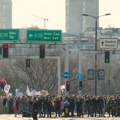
[2,94,120,120]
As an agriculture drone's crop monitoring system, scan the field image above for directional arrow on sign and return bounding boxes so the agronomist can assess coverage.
[64,72,69,79]
[29,34,33,38]
[101,41,104,46]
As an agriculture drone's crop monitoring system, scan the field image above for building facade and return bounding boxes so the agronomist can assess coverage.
[66,0,99,35]
[0,0,12,28]
[66,0,83,35]
[83,0,99,31]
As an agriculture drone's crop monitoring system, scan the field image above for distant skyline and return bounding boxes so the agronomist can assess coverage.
[12,0,120,31]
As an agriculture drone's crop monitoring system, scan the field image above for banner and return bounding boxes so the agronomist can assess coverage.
[87,69,94,80]
[97,69,105,80]
[4,84,10,94]
[15,89,23,97]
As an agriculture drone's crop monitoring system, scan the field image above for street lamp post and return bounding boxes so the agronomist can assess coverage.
[82,13,111,96]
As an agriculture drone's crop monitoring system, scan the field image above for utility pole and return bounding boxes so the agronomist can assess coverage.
[82,13,111,96]
[32,15,48,29]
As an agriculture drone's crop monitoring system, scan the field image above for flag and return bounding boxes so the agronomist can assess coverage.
[0,76,10,93]
[2,76,8,85]
[31,90,36,96]
[1,81,6,90]
[0,79,2,86]
[26,85,31,96]
[0,76,8,89]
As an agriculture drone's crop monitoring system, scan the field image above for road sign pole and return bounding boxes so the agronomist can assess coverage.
[65,45,69,96]
[78,51,82,96]
[57,57,61,96]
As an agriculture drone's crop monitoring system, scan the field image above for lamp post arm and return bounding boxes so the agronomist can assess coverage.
[82,13,111,19]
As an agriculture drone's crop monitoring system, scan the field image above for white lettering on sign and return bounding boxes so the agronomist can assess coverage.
[53,32,60,36]
[35,34,43,38]
[9,35,14,39]
[0,33,8,38]
[44,36,51,39]
[9,32,16,35]
[44,32,52,36]
[52,36,59,40]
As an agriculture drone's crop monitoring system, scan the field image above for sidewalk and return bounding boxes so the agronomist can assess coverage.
[0,114,31,120]
[0,114,120,120]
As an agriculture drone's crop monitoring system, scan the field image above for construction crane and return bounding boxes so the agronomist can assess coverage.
[32,15,48,29]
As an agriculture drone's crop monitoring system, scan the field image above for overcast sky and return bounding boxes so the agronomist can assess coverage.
[12,0,120,31]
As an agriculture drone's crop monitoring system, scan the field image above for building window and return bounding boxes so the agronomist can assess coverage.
[77,46,83,49]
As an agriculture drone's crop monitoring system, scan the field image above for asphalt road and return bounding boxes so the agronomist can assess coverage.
[0,114,120,120]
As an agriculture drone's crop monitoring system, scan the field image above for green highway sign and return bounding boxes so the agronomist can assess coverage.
[26,29,62,42]
[0,29,19,41]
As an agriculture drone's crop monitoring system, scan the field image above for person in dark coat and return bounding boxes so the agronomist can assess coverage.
[86,96,93,117]
[37,97,43,117]
[32,97,38,120]
[8,96,13,114]
[47,98,52,117]
[111,97,117,117]
[2,96,8,114]
[92,96,98,117]
[42,97,49,117]
[116,96,120,117]
[79,97,84,117]
[107,96,113,117]
[69,96,75,116]
[76,97,80,117]
[54,97,61,117]
[98,96,104,117]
